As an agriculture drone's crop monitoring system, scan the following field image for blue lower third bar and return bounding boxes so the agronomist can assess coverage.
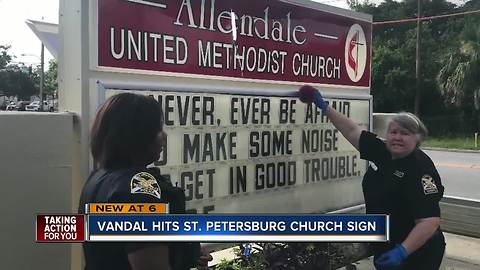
[87,214,388,242]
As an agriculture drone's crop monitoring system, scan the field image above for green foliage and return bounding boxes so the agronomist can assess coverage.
[435,4,480,132]
[0,69,37,99]
[0,46,37,99]
[437,20,480,106]
[351,0,480,136]
[213,243,349,270]
[0,45,12,94]
[44,60,58,97]
[0,45,58,99]
[0,45,12,69]
[214,246,266,270]
[423,136,479,150]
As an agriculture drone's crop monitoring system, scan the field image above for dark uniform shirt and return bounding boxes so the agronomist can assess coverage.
[78,167,169,270]
[359,131,444,248]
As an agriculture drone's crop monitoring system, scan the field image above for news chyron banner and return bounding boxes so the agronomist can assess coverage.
[36,204,388,242]
[105,89,370,214]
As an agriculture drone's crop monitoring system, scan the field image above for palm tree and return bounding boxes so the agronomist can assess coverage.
[437,20,480,133]
[437,21,480,108]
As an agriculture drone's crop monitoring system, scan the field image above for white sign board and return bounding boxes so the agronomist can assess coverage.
[105,89,370,213]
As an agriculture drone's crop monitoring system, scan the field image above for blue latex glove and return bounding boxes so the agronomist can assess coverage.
[374,244,408,270]
[313,91,329,112]
[242,243,252,257]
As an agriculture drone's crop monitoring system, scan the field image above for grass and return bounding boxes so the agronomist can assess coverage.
[423,136,480,150]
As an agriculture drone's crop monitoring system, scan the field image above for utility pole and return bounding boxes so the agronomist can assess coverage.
[414,0,422,116]
[39,43,44,112]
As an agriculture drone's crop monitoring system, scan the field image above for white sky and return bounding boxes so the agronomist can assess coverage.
[0,0,353,68]
[0,0,58,66]
[0,0,464,69]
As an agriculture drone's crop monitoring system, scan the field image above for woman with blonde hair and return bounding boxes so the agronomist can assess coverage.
[298,85,445,270]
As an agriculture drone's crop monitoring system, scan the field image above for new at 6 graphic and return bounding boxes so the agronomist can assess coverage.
[36,214,85,242]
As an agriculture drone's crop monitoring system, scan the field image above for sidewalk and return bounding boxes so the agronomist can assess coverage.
[423,147,480,154]
[345,232,480,270]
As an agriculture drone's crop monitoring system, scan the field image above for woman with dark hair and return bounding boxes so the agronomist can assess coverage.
[89,93,165,169]
[298,86,445,270]
[79,93,212,270]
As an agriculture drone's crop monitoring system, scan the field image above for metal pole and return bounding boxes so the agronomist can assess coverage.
[414,0,422,115]
[475,132,478,148]
[40,43,44,112]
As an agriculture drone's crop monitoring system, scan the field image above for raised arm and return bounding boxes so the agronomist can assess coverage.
[298,85,362,150]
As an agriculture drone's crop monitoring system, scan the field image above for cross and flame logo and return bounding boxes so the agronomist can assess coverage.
[345,24,367,83]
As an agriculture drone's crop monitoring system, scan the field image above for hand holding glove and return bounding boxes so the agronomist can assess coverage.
[298,85,329,112]
[374,244,408,270]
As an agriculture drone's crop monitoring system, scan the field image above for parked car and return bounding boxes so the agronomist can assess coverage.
[16,101,30,111]
[6,101,17,110]
[25,100,55,112]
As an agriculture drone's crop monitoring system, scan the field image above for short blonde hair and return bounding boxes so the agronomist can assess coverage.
[388,112,428,146]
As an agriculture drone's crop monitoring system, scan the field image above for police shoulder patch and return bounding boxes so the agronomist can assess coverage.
[421,174,438,195]
[130,172,161,199]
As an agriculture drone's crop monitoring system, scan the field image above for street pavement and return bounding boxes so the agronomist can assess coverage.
[424,149,480,200]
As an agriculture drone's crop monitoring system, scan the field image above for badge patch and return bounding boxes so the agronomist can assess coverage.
[393,170,405,178]
[421,174,438,194]
[130,172,161,199]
